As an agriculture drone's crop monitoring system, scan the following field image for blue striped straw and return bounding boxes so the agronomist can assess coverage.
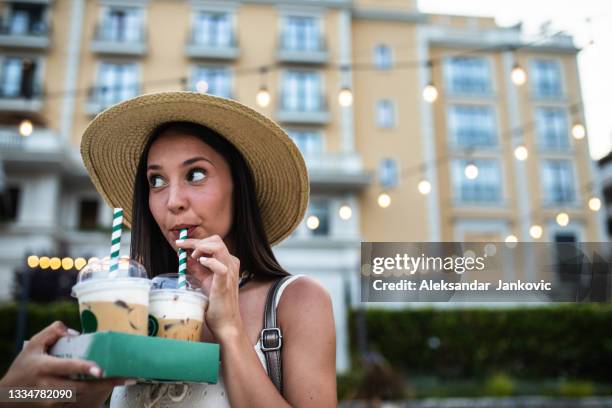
[109,208,123,276]
[177,229,188,289]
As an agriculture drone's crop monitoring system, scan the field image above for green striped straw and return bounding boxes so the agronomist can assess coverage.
[177,229,188,289]
[109,208,123,277]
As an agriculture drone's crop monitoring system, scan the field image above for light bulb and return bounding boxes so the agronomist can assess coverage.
[27,255,40,268]
[505,234,518,244]
[377,193,391,208]
[422,83,438,103]
[74,257,87,270]
[62,257,74,270]
[514,145,528,161]
[50,257,62,270]
[19,119,33,137]
[338,87,353,107]
[571,123,586,140]
[306,215,320,230]
[338,205,352,220]
[588,196,601,211]
[256,87,271,107]
[511,64,527,85]
[556,212,569,227]
[529,225,543,239]
[39,256,51,269]
[418,179,432,195]
[464,163,479,180]
[195,80,209,93]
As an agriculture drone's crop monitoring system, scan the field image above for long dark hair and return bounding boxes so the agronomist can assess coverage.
[130,121,289,281]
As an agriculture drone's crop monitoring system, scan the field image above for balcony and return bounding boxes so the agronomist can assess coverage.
[90,25,147,56]
[304,152,372,191]
[0,21,50,49]
[186,34,239,60]
[85,84,140,115]
[276,96,330,125]
[0,85,43,113]
[277,37,328,65]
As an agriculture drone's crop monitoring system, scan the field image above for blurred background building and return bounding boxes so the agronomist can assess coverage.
[0,0,608,373]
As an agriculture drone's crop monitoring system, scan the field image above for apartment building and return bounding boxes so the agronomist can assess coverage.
[0,0,606,372]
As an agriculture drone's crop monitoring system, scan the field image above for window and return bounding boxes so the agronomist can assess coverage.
[307,200,329,236]
[452,159,502,204]
[376,100,395,128]
[541,160,576,205]
[536,108,569,150]
[374,44,392,69]
[553,231,579,282]
[191,66,231,98]
[282,71,321,112]
[531,60,563,98]
[0,186,20,223]
[0,57,37,98]
[379,158,399,188]
[95,62,138,108]
[287,130,323,156]
[445,56,491,94]
[78,199,99,230]
[192,11,232,47]
[282,16,320,51]
[8,3,47,35]
[449,105,496,147]
[99,7,143,42]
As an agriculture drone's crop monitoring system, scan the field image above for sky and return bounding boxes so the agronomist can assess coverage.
[418,0,612,160]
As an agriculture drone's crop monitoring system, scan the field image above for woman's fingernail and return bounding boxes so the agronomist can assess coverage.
[67,328,80,336]
[176,239,184,244]
[124,379,137,386]
[199,257,208,263]
[89,366,102,378]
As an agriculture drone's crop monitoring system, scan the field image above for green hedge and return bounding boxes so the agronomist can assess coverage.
[0,301,80,375]
[349,305,612,381]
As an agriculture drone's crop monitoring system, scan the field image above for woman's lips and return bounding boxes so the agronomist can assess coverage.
[171,226,197,240]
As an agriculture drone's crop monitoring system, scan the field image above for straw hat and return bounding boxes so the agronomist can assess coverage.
[80,92,309,246]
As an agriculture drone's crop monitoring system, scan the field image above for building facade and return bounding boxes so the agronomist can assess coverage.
[0,0,607,372]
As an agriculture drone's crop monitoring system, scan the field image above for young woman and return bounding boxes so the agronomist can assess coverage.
[80,92,338,407]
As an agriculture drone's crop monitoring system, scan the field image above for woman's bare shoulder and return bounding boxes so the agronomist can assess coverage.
[277,276,333,322]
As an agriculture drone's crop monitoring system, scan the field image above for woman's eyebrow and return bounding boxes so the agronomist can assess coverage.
[146,156,213,171]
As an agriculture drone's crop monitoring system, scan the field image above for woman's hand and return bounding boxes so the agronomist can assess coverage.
[0,321,130,407]
[176,234,244,342]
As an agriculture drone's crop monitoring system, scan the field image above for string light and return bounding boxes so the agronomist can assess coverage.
[39,256,51,269]
[195,80,209,93]
[588,196,601,211]
[338,204,352,220]
[571,122,586,140]
[418,179,432,195]
[505,234,518,243]
[19,119,33,137]
[422,82,438,103]
[338,87,353,107]
[256,86,271,107]
[306,215,320,230]
[556,212,569,227]
[27,255,40,268]
[61,257,74,270]
[464,162,479,180]
[377,193,391,208]
[49,257,61,270]
[514,144,528,161]
[74,257,87,270]
[529,225,543,239]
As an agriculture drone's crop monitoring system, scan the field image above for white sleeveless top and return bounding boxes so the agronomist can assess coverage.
[110,275,303,408]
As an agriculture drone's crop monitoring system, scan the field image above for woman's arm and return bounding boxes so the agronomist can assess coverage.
[221,277,337,408]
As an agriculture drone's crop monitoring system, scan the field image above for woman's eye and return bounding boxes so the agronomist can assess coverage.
[188,169,207,182]
[148,175,166,188]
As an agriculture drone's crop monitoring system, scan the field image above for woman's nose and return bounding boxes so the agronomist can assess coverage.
[166,184,188,213]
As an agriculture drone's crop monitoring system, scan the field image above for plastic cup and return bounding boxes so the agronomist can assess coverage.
[71,257,151,335]
[148,273,208,341]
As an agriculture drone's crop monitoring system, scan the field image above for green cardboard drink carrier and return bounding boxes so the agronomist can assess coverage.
[48,332,219,384]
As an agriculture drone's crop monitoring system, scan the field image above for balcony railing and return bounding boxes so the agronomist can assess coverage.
[304,152,371,191]
[186,32,239,60]
[0,21,50,49]
[85,84,140,115]
[276,94,330,125]
[0,83,44,113]
[277,36,328,64]
[90,24,147,56]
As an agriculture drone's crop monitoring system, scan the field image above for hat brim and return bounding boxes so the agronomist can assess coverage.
[81,92,309,246]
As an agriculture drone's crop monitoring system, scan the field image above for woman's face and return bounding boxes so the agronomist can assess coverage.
[146,131,234,259]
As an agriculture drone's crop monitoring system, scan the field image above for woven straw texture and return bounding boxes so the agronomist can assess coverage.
[80,92,309,246]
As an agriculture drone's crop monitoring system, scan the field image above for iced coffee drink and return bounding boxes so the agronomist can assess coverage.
[72,258,151,335]
[149,274,207,341]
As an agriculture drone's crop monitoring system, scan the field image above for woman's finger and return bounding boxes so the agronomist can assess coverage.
[28,321,68,351]
[198,257,230,279]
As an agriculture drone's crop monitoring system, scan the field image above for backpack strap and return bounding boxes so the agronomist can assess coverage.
[261,275,293,394]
